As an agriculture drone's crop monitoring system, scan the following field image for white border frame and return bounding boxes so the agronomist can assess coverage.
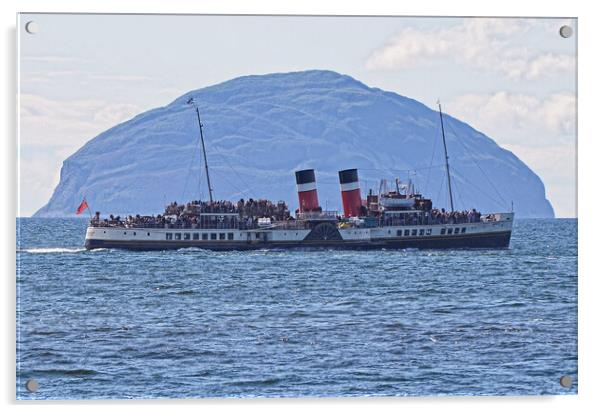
[4,1,599,412]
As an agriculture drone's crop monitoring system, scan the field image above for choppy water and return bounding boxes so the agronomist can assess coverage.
[16,218,577,399]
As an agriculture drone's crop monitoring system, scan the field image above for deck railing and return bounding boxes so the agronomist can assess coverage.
[89,219,310,231]
[89,212,503,230]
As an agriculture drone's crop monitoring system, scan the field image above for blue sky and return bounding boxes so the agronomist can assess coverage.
[18,14,576,217]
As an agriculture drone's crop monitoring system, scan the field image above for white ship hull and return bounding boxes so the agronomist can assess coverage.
[85,213,514,251]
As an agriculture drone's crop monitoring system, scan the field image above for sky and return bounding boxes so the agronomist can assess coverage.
[18,14,577,217]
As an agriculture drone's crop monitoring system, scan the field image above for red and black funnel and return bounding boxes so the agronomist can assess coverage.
[295,169,320,212]
[339,168,362,217]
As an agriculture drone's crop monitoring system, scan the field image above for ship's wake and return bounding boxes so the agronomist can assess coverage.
[19,247,108,254]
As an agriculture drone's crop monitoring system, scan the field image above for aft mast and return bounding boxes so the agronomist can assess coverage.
[437,100,454,213]
[187,98,214,202]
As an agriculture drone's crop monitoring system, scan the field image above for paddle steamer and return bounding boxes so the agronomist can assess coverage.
[84,101,513,251]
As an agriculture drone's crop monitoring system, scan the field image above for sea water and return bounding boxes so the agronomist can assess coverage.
[16,218,577,399]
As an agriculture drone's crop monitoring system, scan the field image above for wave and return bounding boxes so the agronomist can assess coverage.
[28,368,100,377]
[20,247,86,254]
[19,247,109,254]
[175,247,213,253]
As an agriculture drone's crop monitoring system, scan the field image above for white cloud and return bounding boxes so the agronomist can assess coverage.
[21,55,89,63]
[21,70,154,86]
[366,18,575,80]
[445,91,576,217]
[20,94,142,147]
[445,91,576,146]
[93,103,141,125]
[89,74,153,82]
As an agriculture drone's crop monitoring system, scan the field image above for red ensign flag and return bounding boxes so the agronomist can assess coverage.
[76,199,89,215]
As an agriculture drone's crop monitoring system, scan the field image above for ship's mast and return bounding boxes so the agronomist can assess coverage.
[187,98,214,203]
[437,101,454,212]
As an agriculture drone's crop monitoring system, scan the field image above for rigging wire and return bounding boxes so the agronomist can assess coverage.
[210,147,260,199]
[449,165,507,210]
[423,126,440,195]
[451,173,466,211]
[180,115,506,208]
[182,117,260,201]
[208,166,257,200]
[198,158,205,202]
[181,131,203,202]
[360,163,448,173]
[445,119,508,208]
[435,171,446,208]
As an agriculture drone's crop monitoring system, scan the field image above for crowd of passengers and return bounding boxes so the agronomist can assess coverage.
[164,199,291,221]
[91,200,486,229]
[92,198,292,229]
[382,208,483,226]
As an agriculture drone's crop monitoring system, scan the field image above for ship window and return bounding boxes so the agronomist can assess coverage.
[404,229,410,236]
[147,232,150,236]
[461,227,466,233]
[454,227,460,234]
[174,233,182,240]
[202,233,208,240]
[411,229,417,236]
[210,233,217,240]
[193,233,199,240]
[256,233,260,239]
[166,233,173,240]
[133,232,136,236]
[103,230,106,233]
[419,229,425,236]
[440,228,446,235]
[426,229,432,235]
[447,228,453,235]
[397,230,402,237]
[228,233,234,240]
[184,233,191,240]
[123,231,127,235]
[219,233,225,240]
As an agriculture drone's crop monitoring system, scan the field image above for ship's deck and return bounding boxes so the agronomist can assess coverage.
[88,211,507,231]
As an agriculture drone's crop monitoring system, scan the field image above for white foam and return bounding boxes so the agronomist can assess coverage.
[21,247,86,254]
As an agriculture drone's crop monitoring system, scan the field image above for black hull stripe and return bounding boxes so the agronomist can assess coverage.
[85,231,511,251]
